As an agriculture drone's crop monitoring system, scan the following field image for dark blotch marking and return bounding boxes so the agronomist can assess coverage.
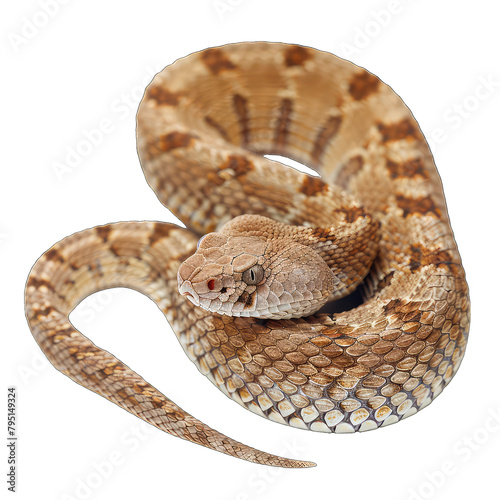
[233,94,250,145]
[146,86,180,106]
[157,132,197,152]
[219,155,254,177]
[310,227,333,241]
[45,247,64,263]
[44,246,80,273]
[201,48,236,75]
[284,45,312,67]
[26,276,56,294]
[349,71,380,100]
[311,116,342,163]
[300,176,329,197]
[96,225,112,242]
[387,158,429,180]
[237,291,255,308]
[274,98,293,150]
[396,195,442,218]
[204,116,230,142]
[378,119,418,143]
[335,206,367,224]
[336,155,364,189]
[149,223,174,246]
[408,244,460,276]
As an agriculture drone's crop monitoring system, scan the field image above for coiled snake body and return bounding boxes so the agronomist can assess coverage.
[25,42,470,468]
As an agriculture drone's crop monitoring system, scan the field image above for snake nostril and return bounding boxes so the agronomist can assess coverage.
[207,279,215,291]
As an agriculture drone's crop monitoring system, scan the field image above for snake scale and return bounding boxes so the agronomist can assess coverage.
[25,42,470,468]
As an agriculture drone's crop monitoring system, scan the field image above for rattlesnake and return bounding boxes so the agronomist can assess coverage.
[25,42,470,468]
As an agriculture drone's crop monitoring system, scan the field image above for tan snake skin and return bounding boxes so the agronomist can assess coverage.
[25,42,470,468]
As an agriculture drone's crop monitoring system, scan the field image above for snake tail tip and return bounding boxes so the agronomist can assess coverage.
[302,460,317,468]
[282,458,316,468]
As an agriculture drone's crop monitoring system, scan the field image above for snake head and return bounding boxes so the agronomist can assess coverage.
[177,220,335,319]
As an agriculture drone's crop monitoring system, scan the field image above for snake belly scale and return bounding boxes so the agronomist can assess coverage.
[25,42,470,468]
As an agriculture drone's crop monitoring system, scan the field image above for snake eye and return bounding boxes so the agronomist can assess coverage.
[242,264,264,285]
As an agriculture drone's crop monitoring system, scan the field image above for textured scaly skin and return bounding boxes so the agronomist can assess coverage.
[25,42,470,467]
[177,212,379,319]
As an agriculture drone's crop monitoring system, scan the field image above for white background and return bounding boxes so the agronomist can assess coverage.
[2,1,500,499]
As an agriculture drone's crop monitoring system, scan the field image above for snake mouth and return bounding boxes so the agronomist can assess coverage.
[179,281,200,306]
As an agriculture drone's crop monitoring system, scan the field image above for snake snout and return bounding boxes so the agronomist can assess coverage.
[178,281,200,306]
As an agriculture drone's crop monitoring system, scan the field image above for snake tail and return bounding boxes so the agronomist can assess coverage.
[24,221,315,468]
